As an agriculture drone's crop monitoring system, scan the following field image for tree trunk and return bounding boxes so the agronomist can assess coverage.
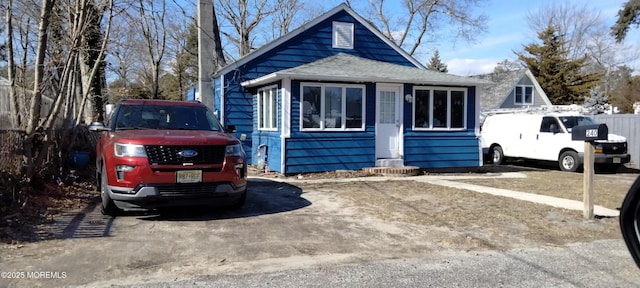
[26,0,55,135]
[6,0,20,129]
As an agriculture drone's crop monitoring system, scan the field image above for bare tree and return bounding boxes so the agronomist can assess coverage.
[365,0,488,56]
[217,0,275,57]
[6,0,21,128]
[136,0,167,99]
[271,0,303,38]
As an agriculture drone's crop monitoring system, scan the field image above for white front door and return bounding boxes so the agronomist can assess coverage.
[376,85,402,159]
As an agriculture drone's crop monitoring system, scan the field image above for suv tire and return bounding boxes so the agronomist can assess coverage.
[100,165,122,216]
[231,189,247,210]
[559,151,580,172]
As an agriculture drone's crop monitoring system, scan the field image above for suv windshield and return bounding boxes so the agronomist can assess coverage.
[113,104,223,131]
[559,116,596,132]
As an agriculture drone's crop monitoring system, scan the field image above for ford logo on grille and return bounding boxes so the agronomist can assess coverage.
[178,150,198,158]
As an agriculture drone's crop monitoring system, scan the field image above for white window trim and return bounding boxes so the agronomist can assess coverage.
[300,82,366,132]
[257,85,278,131]
[514,85,534,105]
[332,22,354,49]
[411,86,467,131]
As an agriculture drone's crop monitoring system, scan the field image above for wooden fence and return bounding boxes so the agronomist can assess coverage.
[594,114,640,168]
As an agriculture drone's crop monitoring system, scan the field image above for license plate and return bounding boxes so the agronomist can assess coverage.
[176,170,202,183]
[613,157,621,164]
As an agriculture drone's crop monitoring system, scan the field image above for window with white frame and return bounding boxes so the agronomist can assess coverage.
[412,87,467,130]
[301,83,365,131]
[514,85,534,105]
[257,86,278,130]
[333,22,354,49]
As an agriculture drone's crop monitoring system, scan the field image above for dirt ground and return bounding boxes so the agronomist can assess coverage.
[0,164,638,287]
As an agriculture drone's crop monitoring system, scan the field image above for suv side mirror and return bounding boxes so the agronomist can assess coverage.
[550,124,560,134]
[89,121,110,132]
[620,175,640,269]
[225,125,237,133]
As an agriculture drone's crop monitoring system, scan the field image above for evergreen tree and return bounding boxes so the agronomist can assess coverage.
[426,50,448,73]
[518,25,600,105]
[612,0,640,42]
[584,89,610,114]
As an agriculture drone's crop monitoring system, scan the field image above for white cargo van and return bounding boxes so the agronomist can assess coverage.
[480,111,630,172]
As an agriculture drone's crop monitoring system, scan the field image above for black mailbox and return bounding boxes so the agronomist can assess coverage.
[571,124,608,141]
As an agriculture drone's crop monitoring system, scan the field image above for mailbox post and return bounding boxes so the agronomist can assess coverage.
[571,124,608,219]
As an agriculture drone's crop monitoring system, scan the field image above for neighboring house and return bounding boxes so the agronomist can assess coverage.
[0,76,56,130]
[471,68,552,112]
[210,4,491,174]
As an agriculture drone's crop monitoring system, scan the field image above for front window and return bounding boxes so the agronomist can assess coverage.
[413,87,467,130]
[301,83,365,131]
[514,85,534,105]
[258,86,278,130]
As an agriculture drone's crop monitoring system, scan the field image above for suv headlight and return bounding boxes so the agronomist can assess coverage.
[225,143,244,157]
[114,143,147,158]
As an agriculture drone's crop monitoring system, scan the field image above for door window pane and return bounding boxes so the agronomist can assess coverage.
[380,91,395,124]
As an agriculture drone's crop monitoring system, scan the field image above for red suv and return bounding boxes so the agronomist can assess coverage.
[89,99,247,216]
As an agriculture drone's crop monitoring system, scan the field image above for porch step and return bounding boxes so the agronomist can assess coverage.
[375,158,404,168]
[362,166,420,177]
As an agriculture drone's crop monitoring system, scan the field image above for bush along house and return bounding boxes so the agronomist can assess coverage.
[210,3,492,175]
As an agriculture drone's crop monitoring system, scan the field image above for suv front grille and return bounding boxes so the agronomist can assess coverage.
[601,142,627,154]
[145,145,226,165]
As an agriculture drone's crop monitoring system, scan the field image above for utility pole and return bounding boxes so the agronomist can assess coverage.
[197,0,215,112]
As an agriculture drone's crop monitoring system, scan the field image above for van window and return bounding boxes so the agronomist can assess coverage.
[559,116,596,132]
[540,116,561,133]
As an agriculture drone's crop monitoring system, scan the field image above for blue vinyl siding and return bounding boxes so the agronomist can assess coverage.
[251,83,282,172]
[214,77,222,121]
[285,136,375,174]
[221,11,416,167]
[402,86,480,168]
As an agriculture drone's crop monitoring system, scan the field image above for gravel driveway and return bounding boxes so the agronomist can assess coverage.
[1,166,639,287]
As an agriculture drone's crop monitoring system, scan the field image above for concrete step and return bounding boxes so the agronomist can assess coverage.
[375,158,404,168]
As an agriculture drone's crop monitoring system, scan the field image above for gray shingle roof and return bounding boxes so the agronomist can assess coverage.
[470,69,527,110]
[242,53,493,87]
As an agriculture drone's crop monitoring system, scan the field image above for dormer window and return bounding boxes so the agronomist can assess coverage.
[333,22,354,49]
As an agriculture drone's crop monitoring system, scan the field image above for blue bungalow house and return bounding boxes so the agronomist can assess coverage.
[210,3,491,174]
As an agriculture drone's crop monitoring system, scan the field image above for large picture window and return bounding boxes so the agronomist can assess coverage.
[514,85,534,105]
[257,86,278,130]
[412,87,467,130]
[301,83,365,131]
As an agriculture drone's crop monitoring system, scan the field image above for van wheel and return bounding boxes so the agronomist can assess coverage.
[559,151,580,172]
[491,146,504,166]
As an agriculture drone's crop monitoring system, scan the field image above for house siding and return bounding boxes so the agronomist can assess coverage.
[403,86,480,168]
[222,10,417,169]
[251,82,283,172]
[284,81,376,174]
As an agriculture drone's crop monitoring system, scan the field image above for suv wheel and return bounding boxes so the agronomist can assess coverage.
[491,145,504,166]
[100,165,122,216]
[559,151,580,172]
